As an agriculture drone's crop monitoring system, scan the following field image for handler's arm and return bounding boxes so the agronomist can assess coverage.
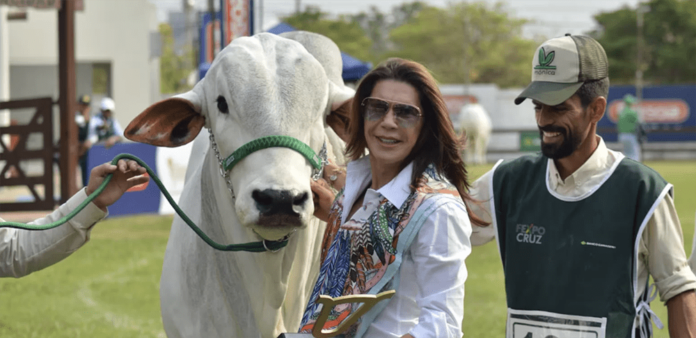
[0,160,148,278]
[0,189,106,278]
[645,194,696,335]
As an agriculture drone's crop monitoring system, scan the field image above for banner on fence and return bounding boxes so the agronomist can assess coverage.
[86,142,191,218]
[599,85,696,142]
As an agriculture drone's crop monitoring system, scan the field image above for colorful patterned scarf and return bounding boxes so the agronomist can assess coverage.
[299,165,460,336]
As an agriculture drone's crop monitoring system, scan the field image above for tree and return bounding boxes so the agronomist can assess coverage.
[590,0,696,84]
[350,2,427,60]
[159,23,196,94]
[386,2,537,87]
[282,6,373,63]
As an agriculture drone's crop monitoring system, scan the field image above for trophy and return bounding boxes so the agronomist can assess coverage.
[277,290,395,338]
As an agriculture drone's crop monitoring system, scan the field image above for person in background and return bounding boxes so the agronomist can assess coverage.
[87,97,123,150]
[75,94,92,187]
[617,93,643,161]
[0,159,149,278]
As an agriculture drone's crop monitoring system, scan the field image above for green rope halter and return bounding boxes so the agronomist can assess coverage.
[223,135,322,172]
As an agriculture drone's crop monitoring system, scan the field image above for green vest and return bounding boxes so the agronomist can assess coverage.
[492,154,670,338]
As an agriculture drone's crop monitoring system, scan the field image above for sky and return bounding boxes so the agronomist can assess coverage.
[148,0,643,39]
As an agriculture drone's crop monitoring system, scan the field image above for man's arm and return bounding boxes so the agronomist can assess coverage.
[78,140,92,157]
[468,168,496,246]
[689,226,696,273]
[86,117,99,144]
[667,290,696,337]
[644,194,696,334]
[104,135,122,148]
[0,189,106,278]
[0,160,148,278]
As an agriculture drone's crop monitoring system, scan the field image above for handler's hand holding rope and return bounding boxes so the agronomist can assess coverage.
[86,159,150,212]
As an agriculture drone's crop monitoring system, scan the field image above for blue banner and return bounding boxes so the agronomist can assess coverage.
[86,143,161,217]
[599,85,696,142]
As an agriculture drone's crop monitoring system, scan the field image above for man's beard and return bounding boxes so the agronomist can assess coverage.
[539,125,583,159]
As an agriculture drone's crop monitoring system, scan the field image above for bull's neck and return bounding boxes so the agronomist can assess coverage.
[201,149,297,329]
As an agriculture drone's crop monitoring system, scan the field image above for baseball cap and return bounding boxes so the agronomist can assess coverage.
[623,94,636,104]
[78,94,91,105]
[100,97,116,111]
[515,34,608,106]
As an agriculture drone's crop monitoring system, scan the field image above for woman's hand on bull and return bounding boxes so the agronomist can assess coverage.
[310,178,335,222]
[322,158,347,191]
[86,160,150,212]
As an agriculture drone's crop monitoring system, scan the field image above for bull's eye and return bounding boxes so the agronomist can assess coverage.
[216,96,229,114]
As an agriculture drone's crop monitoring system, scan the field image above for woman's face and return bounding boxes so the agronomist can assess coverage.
[363,80,424,168]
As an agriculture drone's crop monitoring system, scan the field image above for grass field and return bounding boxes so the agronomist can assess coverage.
[0,161,694,337]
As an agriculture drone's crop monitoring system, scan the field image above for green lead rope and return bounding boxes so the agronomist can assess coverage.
[0,153,288,252]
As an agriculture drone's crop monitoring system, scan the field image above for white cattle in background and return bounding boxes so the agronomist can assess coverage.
[124,32,353,338]
[457,103,492,165]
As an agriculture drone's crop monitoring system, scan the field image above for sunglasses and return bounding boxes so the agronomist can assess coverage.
[361,97,422,128]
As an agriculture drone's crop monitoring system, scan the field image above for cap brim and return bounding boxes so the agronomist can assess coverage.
[514,81,583,106]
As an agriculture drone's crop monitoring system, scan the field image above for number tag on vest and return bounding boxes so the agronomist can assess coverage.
[507,309,607,338]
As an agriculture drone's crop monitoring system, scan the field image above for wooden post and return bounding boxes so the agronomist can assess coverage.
[58,0,77,203]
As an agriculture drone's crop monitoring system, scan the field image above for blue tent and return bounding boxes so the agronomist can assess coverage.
[266,22,372,82]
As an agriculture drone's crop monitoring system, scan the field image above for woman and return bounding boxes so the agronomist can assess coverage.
[301,58,486,338]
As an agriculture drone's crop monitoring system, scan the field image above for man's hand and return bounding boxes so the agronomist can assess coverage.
[85,160,149,212]
[104,136,120,149]
[311,178,335,222]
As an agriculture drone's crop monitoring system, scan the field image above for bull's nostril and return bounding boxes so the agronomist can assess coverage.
[252,190,274,214]
[293,192,309,206]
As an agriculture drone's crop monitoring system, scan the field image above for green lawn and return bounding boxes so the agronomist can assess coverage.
[0,161,693,338]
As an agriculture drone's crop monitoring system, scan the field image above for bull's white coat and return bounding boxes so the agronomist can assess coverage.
[128,32,352,338]
[457,103,493,165]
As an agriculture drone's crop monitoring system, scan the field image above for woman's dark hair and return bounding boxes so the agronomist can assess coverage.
[346,58,487,226]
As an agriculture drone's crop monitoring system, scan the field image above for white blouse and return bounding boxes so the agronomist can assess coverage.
[341,157,472,338]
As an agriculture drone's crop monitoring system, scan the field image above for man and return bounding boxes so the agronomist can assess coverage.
[469,34,696,338]
[86,97,123,150]
[75,94,92,187]
[1,159,148,278]
[617,94,643,161]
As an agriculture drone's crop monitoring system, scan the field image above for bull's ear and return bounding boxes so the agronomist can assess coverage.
[326,98,352,143]
[125,90,205,147]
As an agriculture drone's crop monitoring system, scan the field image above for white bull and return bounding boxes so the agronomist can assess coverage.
[125,32,353,338]
[457,103,492,165]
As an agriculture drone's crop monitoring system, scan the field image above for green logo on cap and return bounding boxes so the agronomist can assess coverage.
[534,47,556,70]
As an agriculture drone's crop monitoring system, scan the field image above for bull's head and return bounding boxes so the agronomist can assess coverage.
[124,33,353,241]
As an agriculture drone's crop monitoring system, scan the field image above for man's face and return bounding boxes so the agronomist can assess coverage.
[102,109,112,119]
[533,95,591,159]
[79,104,91,116]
